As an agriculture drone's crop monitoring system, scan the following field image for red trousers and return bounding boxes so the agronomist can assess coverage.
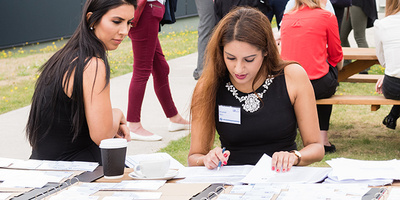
[127,1,178,122]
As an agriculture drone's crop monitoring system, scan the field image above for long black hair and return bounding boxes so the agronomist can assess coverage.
[26,0,137,148]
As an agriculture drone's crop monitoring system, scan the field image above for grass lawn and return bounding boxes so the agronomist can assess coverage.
[1,18,399,167]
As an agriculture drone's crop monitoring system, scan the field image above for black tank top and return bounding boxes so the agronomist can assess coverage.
[215,73,297,165]
[30,82,101,164]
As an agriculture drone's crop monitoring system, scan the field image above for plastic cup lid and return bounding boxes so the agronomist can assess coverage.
[99,138,127,149]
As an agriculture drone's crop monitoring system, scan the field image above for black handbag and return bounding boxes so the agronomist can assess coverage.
[160,0,177,25]
[331,0,352,8]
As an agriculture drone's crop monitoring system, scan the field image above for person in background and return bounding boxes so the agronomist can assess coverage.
[214,0,271,23]
[280,0,343,153]
[193,0,216,81]
[188,7,324,172]
[340,0,377,74]
[374,0,400,130]
[126,0,190,141]
[26,0,136,164]
[266,0,289,29]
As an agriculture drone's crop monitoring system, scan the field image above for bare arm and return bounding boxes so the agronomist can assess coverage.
[82,58,130,145]
[271,64,324,172]
[187,83,230,169]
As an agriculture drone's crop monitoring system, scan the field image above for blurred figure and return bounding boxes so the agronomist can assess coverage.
[280,0,343,153]
[193,0,216,80]
[340,0,378,74]
[127,0,189,141]
[374,0,400,129]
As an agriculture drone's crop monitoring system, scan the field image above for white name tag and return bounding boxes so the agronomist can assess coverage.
[218,105,241,125]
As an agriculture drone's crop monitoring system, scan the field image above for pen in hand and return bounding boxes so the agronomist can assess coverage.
[217,147,226,171]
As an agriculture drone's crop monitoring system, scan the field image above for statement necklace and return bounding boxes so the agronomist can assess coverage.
[226,76,274,113]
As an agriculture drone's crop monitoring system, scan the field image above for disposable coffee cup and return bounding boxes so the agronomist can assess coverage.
[99,138,127,179]
[133,158,170,178]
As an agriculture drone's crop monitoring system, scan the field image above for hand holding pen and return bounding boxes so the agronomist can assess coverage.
[217,147,226,171]
[203,147,230,170]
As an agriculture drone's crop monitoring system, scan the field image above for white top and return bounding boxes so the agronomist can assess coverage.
[147,0,165,5]
[374,12,400,78]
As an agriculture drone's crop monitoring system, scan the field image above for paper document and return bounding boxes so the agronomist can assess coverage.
[327,158,400,180]
[241,154,331,184]
[177,165,253,184]
[9,159,98,172]
[125,152,185,170]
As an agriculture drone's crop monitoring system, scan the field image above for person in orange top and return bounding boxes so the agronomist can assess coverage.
[280,0,343,153]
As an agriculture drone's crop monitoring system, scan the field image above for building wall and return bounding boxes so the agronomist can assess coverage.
[0,0,197,49]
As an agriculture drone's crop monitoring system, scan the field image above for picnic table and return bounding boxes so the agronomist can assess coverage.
[338,47,380,82]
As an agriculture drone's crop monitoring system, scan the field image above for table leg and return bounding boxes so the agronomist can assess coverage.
[338,60,380,82]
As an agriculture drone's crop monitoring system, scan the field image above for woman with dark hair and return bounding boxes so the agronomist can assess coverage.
[26,0,137,164]
[188,7,324,172]
[375,0,400,129]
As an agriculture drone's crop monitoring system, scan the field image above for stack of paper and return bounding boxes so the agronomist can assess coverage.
[325,158,400,186]
[241,154,331,184]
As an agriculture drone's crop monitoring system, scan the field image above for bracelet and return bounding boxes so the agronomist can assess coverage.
[290,150,302,166]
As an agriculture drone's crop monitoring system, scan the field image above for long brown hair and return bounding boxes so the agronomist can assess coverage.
[386,0,400,16]
[190,7,292,149]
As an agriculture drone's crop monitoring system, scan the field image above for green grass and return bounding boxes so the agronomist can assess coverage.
[0,30,198,114]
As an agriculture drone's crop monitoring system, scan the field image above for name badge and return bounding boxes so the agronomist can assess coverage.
[218,105,241,125]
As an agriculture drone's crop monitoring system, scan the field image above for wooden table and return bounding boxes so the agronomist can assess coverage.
[339,47,379,82]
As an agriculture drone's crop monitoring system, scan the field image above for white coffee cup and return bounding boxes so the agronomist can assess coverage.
[134,158,170,178]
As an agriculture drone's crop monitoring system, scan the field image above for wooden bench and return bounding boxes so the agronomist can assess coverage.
[342,74,383,83]
[316,95,400,111]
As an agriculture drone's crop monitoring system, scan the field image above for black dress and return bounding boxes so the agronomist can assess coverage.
[215,73,297,165]
[30,82,101,164]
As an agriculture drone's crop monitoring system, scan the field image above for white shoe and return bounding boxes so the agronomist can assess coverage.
[168,122,190,132]
[130,132,162,141]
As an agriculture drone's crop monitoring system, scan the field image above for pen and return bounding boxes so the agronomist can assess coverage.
[217,147,226,171]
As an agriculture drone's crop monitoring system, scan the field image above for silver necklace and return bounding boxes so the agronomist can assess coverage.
[226,76,274,113]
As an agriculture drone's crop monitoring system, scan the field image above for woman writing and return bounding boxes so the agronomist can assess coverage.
[188,7,324,172]
[26,0,136,164]
[375,0,400,129]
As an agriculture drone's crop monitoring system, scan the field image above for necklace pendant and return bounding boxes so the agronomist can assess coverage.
[242,93,260,113]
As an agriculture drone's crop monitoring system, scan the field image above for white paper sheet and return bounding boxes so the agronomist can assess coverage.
[177,165,253,184]
[125,152,185,170]
[241,154,331,184]
[8,159,99,172]
[111,191,162,199]
[111,180,166,191]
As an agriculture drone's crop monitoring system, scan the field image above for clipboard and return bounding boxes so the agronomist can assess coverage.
[190,183,226,200]
[362,187,388,200]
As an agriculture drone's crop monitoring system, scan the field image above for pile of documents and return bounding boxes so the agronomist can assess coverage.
[325,158,400,186]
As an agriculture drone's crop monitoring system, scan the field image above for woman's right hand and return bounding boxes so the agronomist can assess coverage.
[203,147,230,169]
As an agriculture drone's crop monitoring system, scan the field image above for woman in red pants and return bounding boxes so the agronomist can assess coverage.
[127,0,189,141]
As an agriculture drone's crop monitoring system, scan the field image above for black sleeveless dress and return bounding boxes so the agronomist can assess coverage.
[30,82,101,164]
[215,73,297,165]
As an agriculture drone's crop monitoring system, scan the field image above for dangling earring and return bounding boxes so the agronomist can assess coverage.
[90,27,94,30]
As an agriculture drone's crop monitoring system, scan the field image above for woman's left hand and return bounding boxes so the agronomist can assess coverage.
[271,151,298,173]
[116,123,131,141]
